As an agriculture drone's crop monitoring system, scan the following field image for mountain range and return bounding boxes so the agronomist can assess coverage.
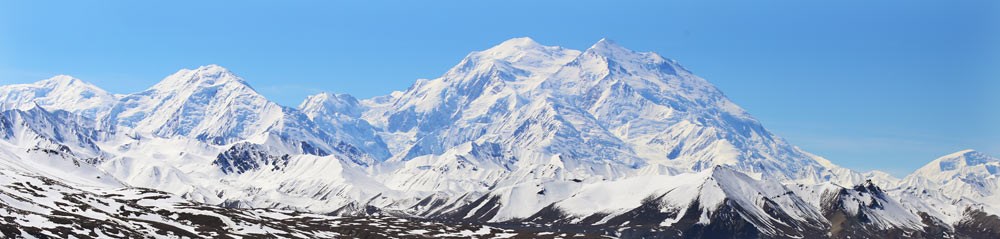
[0,37,995,238]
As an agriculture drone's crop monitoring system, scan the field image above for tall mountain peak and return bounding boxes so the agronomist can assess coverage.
[151,64,250,93]
[461,37,581,75]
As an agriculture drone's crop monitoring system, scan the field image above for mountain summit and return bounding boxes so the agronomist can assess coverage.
[148,64,251,91]
[104,64,280,143]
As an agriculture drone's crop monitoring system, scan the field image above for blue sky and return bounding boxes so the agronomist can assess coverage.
[1,0,997,176]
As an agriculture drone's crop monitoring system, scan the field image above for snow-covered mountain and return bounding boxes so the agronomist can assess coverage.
[0,75,117,120]
[902,150,1000,200]
[99,65,381,161]
[363,38,858,207]
[0,38,994,238]
[887,149,1000,238]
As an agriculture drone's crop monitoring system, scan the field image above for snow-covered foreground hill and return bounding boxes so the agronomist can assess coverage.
[0,38,995,238]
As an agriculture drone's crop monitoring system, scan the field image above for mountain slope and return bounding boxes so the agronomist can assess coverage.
[0,153,540,238]
[463,166,834,238]
[299,92,390,160]
[1,107,103,156]
[541,39,843,183]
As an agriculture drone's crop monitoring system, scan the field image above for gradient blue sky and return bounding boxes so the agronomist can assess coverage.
[1,0,997,176]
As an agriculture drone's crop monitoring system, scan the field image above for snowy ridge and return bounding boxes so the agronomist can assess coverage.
[509,166,832,238]
[0,155,534,238]
[540,166,825,224]
[0,37,995,238]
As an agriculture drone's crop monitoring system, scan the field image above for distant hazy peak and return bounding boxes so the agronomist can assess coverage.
[299,92,363,117]
[912,149,997,174]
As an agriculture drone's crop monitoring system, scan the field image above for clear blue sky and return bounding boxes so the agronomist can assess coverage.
[1,0,997,176]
